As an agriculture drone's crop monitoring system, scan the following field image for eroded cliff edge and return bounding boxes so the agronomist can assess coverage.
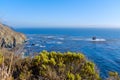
[0,23,26,48]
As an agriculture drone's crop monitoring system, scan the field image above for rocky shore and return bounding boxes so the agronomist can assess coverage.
[0,23,26,48]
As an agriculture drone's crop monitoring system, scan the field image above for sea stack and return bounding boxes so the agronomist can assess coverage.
[0,23,26,48]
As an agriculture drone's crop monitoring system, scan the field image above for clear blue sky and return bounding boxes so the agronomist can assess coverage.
[0,0,120,28]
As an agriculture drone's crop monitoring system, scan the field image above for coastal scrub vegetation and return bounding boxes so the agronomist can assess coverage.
[0,49,119,80]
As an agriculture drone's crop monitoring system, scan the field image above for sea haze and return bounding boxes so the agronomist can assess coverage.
[15,28,120,79]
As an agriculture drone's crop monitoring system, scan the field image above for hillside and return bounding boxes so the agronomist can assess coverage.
[0,23,26,48]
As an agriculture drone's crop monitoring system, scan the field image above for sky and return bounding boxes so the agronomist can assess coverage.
[0,0,120,28]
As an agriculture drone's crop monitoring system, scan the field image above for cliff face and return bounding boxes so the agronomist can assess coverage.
[0,23,26,48]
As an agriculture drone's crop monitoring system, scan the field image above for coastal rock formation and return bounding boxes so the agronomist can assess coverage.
[0,23,26,48]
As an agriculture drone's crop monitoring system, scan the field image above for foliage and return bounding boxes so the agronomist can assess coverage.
[0,52,3,65]
[107,72,120,80]
[0,50,120,80]
[31,51,100,80]
[67,71,75,80]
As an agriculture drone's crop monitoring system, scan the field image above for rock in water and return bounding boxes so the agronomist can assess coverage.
[0,23,26,48]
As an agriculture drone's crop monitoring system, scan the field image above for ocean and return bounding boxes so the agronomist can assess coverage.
[15,28,120,79]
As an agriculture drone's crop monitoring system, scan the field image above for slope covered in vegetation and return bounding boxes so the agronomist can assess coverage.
[0,50,119,80]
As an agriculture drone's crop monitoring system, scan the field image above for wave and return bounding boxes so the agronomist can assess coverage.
[85,38,106,42]
[71,38,106,42]
[34,44,39,46]
[57,38,64,40]
[40,45,46,48]
[33,44,46,47]
[56,41,63,44]
[71,38,83,40]
[43,36,55,38]
[47,41,63,44]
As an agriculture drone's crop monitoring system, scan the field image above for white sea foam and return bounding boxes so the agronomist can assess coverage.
[71,37,106,42]
[57,38,64,40]
[34,44,39,46]
[47,36,55,38]
[47,41,62,44]
[56,41,63,44]
[40,45,46,47]
[43,36,55,38]
[85,38,106,42]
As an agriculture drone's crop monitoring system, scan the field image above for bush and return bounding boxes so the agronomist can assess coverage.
[31,51,100,80]
[107,72,120,80]
[2,50,119,80]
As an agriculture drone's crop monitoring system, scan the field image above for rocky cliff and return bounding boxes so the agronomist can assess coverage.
[0,23,26,48]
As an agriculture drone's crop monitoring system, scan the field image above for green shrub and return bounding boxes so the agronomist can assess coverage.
[75,74,81,80]
[0,53,3,65]
[31,51,101,80]
[107,71,120,80]
[0,50,104,80]
[49,58,56,65]
[67,72,75,80]
[109,72,118,77]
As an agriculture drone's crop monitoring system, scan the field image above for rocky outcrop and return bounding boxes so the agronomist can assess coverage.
[0,23,26,48]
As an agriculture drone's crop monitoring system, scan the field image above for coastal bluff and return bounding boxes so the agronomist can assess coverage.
[0,23,26,48]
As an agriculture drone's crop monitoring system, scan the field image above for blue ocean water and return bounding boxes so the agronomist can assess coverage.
[15,28,120,79]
